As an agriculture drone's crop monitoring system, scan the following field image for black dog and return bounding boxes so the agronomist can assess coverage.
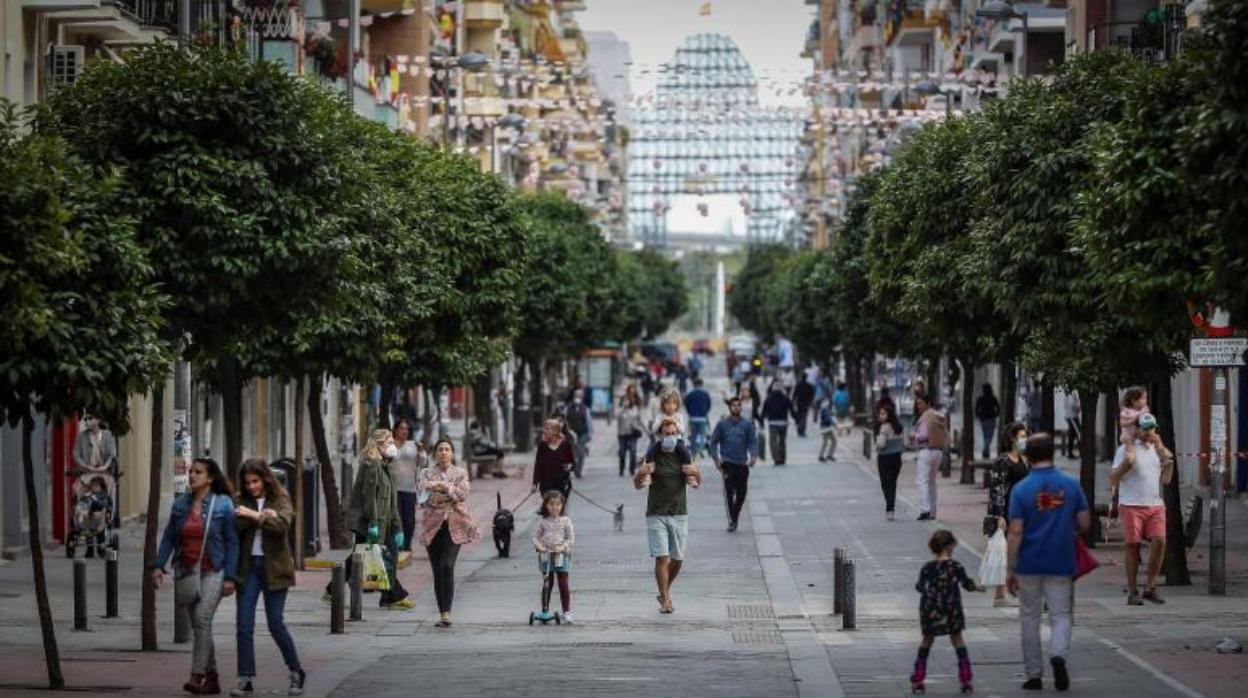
[492,491,514,558]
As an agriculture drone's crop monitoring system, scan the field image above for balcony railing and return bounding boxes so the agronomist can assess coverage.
[105,0,177,30]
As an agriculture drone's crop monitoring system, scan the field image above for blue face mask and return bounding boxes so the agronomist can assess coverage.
[661,435,678,452]
[1015,438,1028,454]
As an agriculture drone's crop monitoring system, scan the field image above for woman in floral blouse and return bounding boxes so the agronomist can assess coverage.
[418,438,480,627]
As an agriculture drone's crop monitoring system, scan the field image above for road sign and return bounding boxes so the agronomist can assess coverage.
[1188,337,1247,367]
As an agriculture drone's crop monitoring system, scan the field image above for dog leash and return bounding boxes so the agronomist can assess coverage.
[570,488,620,515]
[507,489,536,512]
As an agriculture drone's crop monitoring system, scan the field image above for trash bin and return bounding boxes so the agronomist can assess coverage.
[269,457,320,558]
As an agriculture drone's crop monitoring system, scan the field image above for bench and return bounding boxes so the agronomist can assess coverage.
[463,433,506,479]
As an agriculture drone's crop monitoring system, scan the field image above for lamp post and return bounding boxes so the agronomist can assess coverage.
[434,51,490,150]
[977,0,1028,79]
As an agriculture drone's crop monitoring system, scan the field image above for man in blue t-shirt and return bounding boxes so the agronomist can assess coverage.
[1006,433,1090,692]
[684,378,713,459]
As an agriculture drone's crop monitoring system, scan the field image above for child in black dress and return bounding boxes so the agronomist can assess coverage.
[912,530,983,694]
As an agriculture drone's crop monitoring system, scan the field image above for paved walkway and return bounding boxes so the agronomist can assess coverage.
[1,369,1245,696]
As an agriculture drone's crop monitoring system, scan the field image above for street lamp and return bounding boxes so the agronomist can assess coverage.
[976,0,1028,79]
[914,80,953,118]
[433,51,491,149]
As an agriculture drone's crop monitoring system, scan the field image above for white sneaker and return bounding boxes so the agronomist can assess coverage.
[562,611,575,624]
[230,678,254,697]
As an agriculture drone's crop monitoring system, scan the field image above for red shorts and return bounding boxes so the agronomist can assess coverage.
[1119,504,1166,544]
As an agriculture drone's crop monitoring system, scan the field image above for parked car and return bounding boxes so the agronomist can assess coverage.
[691,339,715,356]
[641,342,682,371]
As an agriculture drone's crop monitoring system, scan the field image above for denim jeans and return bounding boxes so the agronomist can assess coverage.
[979,418,997,459]
[688,417,710,457]
[236,556,301,677]
[618,435,638,475]
[185,568,224,675]
[397,490,418,552]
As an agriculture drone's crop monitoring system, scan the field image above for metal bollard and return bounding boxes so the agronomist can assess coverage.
[73,559,88,631]
[862,430,871,459]
[105,549,119,618]
[349,552,363,621]
[330,563,345,634]
[841,557,856,631]
[833,547,846,614]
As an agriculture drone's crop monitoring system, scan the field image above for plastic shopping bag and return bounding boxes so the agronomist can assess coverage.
[357,543,391,592]
[979,529,1009,587]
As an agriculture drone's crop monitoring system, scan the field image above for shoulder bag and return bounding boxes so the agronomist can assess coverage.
[174,494,215,606]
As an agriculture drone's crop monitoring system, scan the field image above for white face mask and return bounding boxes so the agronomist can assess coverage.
[383,444,399,460]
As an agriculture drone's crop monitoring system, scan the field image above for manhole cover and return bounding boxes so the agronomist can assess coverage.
[732,629,784,645]
[727,603,775,620]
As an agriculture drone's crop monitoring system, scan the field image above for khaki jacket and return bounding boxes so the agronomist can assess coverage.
[347,457,401,539]
[233,493,296,590]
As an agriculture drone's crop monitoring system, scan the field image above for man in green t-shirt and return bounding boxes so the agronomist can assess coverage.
[634,418,701,614]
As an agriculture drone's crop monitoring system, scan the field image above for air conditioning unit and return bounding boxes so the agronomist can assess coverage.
[49,45,85,94]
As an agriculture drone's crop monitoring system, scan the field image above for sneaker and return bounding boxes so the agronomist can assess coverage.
[1022,677,1043,690]
[385,597,416,610]
[886,511,895,521]
[1143,588,1165,604]
[288,669,306,696]
[1051,656,1069,691]
[1127,592,1144,606]
[916,512,933,521]
[727,521,738,532]
[993,596,1013,608]
[562,611,575,624]
[229,679,254,697]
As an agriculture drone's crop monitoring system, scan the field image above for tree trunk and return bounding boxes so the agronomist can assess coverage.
[925,359,939,402]
[513,360,532,453]
[960,358,975,463]
[293,377,305,569]
[1079,390,1101,546]
[22,413,63,688]
[141,382,164,651]
[1001,362,1017,425]
[218,357,244,484]
[1154,376,1191,585]
[1040,381,1056,434]
[308,378,350,549]
[1102,391,1119,462]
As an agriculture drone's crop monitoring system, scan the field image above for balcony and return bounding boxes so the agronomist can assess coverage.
[802,19,819,58]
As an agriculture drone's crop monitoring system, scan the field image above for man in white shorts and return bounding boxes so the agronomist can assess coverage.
[635,418,700,614]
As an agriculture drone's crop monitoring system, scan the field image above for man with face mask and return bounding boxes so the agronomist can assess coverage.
[709,396,758,532]
[563,392,594,479]
[635,419,700,614]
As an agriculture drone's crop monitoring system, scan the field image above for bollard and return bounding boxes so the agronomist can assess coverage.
[73,559,88,631]
[960,457,977,485]
[105,549,119,618]
[833,547,846,614]
[330,563,345,634]
[349,551,363,621]
[940,445,952,478]
[861,430,871,460]
[841,557,856,631]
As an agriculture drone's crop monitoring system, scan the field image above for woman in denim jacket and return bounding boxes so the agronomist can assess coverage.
[150,457,239,695]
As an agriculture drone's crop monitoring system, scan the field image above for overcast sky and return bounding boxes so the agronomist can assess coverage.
[577,0,814,107]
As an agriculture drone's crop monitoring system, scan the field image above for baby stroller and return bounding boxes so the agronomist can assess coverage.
[66,460,119,559]
[528,551,568,626]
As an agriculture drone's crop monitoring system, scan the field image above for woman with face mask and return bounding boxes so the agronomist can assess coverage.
[986,421,1030,605]
[322,429,413,610]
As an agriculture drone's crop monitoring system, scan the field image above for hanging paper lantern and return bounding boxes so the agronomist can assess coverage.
[739,162,750,173]
[697,202,709,217]
[653,159,662,170]
[698,162,708,173]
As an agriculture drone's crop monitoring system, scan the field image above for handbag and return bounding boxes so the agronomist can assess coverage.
[358,543,391,591]
[983,515,999,536]
[174,494,215,606]
[1074,535,1100,580]
[979,529,1009,587]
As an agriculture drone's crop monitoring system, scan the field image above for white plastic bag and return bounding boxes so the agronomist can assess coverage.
[357,543,391,592]
[979,529,1008,587]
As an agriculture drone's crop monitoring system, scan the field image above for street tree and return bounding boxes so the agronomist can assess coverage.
[865,115,1001,460]
[633,248,689,339]
[728,244,791,341]
[0,102,170,681]
[39,44,356,643]
[965,52,1184,549]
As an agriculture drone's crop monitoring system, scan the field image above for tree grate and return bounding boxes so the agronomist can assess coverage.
[732,629,785,645]
[727,603,775,620]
